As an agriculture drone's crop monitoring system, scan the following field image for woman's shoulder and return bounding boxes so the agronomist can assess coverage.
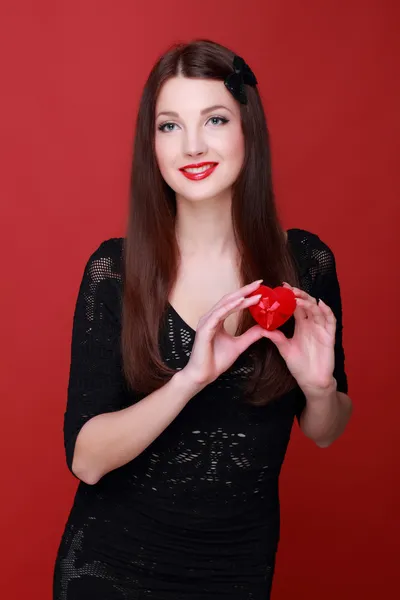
[287,228,338,278]
[83,237,125,282]
[287,227,326,246]
[95,236,124,259]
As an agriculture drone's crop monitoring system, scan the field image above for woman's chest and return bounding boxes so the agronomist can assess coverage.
[168,258,242,336]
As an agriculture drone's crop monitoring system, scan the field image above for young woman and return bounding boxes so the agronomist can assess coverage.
[54,39,352,600]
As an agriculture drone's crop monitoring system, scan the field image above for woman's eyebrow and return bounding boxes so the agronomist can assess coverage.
[156,105,234,119]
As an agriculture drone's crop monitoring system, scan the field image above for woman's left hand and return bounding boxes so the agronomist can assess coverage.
[261,282,336,394]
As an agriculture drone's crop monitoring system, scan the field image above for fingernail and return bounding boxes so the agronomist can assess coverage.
[255,279,263,284]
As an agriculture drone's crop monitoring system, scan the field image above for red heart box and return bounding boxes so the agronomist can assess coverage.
[248,285,296,330]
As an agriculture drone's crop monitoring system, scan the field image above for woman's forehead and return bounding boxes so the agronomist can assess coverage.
[156,76,238,116]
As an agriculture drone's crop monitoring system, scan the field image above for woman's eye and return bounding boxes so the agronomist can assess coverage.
[208,116,229,126]
[158,117,228,132]
[158,122,178,133]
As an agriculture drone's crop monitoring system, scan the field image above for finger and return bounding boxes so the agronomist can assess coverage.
[199,294,261,338]
[243,293,264,308]
[210,279,263,314]
[199,296,244,335]
[318,299,336,333]
[261,328,290,354]
[225,279,263,305]
[296,298,325,326]
[284,283,317,304]
[234,324,265,354]
[297,290,317,304]
[293,299,308,321]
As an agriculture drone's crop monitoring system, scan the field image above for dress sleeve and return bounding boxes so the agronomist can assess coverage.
[294,234,348,421]
[63,240,126,474]
[315,243,348,395]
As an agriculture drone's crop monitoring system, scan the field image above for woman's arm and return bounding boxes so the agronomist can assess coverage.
[72,370,199,484]
[298,378,353,448]
[291,235,352,443]
[65,242,200,484]
[298,238,353,447]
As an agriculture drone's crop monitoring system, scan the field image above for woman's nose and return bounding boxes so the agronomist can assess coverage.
[182,129,207,157]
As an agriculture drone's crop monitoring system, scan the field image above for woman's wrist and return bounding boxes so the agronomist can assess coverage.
[170,368,206,401]
[301,377,338,403]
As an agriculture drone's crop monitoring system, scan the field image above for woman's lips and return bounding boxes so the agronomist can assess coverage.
[179,162,219,181]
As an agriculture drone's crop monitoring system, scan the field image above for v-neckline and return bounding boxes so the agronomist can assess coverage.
[167,229,294,336]
[168,301,197,334]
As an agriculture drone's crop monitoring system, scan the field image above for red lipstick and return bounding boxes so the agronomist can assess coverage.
[179,162,218,181]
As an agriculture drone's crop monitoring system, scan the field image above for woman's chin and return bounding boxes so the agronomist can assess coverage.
[175,184,233,205]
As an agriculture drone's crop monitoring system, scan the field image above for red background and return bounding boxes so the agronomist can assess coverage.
[1,1,399,598]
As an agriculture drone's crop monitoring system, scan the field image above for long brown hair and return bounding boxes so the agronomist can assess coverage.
[122,39,300,405]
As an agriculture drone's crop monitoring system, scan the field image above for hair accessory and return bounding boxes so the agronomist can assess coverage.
[224,55,258,105]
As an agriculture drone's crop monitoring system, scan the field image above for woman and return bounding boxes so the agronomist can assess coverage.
[54,39,352,599]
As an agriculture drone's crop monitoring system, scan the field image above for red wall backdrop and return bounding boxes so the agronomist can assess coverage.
[1,1,399,598]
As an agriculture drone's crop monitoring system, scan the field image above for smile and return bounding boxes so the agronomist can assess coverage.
[179,162,219,181]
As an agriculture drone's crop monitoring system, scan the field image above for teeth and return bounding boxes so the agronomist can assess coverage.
[183,164,214,174]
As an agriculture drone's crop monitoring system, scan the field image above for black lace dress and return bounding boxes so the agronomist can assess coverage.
[53,229,348,600]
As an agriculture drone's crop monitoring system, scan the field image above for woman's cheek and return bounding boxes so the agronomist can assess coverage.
[155,139,173,179]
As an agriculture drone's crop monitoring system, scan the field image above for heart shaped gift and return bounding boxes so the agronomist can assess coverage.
[248,285,296,331]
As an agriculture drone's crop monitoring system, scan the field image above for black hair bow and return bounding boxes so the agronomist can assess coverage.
[224,55,258,105]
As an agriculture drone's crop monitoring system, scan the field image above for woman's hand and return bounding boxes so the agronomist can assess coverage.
[261,282,336,395]
[180,280,267,390]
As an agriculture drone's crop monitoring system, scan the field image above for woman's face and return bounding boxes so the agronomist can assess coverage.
[155,76,245,203]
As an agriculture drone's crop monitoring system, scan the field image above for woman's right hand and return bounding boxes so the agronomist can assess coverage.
[180,280,266,390]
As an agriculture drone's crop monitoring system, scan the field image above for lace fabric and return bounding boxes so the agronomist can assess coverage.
[54,229,347,599]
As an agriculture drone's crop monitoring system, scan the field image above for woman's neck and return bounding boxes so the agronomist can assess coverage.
[174,193,237,258]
